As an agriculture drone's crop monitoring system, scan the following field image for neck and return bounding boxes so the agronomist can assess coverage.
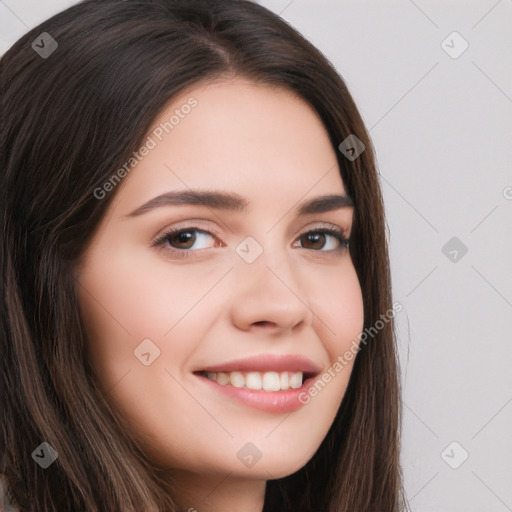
[170,470,266,512]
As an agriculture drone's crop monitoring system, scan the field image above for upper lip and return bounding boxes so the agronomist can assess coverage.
[196,354,322,376]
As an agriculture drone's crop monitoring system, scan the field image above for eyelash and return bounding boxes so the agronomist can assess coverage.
[151,225,350,260]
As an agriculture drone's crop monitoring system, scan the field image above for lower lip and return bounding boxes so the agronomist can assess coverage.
[195,374,315,413]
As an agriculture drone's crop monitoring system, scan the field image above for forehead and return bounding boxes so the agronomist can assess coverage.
[110,78,347,215]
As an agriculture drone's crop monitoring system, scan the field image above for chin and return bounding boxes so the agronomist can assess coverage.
[235,449,317,480]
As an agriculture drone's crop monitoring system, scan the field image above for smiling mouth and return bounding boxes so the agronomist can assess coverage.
[194,370,316,391]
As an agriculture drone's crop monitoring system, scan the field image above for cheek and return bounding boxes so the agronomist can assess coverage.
[291,261,363,420]
[75,256,212,450]
[75,247,231,402]
[307,261,364,362]
[77,244,212,340]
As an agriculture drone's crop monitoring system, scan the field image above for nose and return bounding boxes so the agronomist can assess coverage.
[228,247,313,333]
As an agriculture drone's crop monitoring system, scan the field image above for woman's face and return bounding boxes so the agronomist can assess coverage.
[76,77,364,481]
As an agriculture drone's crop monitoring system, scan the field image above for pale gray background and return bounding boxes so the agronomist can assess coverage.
[1,1,511,510]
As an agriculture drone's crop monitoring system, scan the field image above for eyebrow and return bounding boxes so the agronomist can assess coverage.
[124,189,354,218]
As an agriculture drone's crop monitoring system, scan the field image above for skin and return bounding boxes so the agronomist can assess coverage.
[75,77,364,512]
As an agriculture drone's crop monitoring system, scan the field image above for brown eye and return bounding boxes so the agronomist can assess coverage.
[298,229,349,251]
[166,230,197,249]
[153,227,218,256]
[301,232,327,250]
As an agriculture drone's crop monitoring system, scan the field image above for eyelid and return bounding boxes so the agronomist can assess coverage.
[150,219,222,243]
[304,221,349,236]
[152,219,350,241]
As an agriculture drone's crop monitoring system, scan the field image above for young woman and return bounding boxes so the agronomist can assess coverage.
[1,1,410,510]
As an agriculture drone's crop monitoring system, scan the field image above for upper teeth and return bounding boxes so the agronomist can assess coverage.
[204,371,303,391]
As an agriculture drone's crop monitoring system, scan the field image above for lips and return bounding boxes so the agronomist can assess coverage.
[195,353,322,375]
[193,354,322,412]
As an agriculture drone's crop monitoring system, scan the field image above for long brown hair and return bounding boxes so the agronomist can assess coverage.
[1,1,409,510]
